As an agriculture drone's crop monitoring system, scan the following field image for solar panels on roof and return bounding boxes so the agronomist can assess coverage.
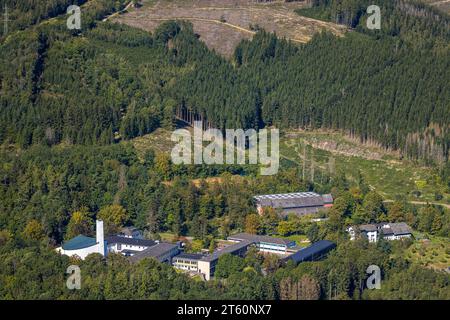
[254,192,320,201]
[254,192,327,209]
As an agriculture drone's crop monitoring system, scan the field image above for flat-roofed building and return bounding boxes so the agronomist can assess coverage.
[282,240,336,265]
[198,240,254,280]
[196,233,298,280]
[185,232,326,280]
[129,242,180,264]
[106,235,157,256]
[227,233,296,254]
[172,253,205,272]
[254,192,333,217]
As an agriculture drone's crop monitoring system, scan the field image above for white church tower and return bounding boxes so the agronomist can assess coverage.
[56,219,107,259]
[96,220,105,256]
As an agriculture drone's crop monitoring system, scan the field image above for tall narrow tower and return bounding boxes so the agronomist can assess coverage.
[96,220,105,256]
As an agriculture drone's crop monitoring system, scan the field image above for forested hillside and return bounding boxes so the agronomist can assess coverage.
[1,0,88,36]
[1,0,448,164]
[0,3,182,146]
[172,0,449,163]
[299,0,449,39]
[0,141,449,299]
[0,0,449,302]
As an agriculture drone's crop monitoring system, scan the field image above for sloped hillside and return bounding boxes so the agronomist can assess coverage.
[113,0,347,57]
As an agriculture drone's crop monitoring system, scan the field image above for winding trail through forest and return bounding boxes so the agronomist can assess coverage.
[430,0,450,5]
[383,200,450,209]
[116,16,309,43]
[103,1,134,22]
[112,1,347,49]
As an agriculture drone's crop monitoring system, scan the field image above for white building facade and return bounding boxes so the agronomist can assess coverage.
[347,222,412,243]
[56,220,106,259]
[106,236,157,256]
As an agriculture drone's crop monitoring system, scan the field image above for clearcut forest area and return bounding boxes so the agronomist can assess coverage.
[113,0,347,57]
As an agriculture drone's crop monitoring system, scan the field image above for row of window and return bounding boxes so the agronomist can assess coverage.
[174,259,198,265]
[175,265,198,271]
[257,244,286,252]
[115,244,146,250]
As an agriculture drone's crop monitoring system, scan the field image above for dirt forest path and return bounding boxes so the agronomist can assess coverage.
[117,15,309,43]
[384,200,450,209]
[112,0,347,56]
[178,6,342,30]
[430,0,450,5]
[103,1,134,22]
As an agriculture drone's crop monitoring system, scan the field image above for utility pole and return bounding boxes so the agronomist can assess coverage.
[328,269,333,300]
[302,143,306,181]
[3,4,9,37]
[328,156,335,177]
[329,280,331,300]
[310,148,315,183]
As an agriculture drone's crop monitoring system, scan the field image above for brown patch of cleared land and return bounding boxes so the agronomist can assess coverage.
[163,174,246,187]
[113,0,347,57]
[424,0,450,14]
[131,127,176,159]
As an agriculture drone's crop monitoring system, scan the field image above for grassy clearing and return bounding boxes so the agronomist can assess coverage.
[159,232,178,242]
[281,234,310,246]
[130,127,448,205]
[280,130,449,205]
[405,235,450,271]
[131,127,176,159]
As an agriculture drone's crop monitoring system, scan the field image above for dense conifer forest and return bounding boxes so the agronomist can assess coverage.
[1,0,449,163]
[0,0,449,300]
[2,0,88,34]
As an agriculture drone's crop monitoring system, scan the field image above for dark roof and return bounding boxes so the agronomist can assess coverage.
[106,235,156,247]
[173,253,205,261]
[284,240,336,264]
[121,249,140,255]
[129,242,178,263]
[380,222,412,236]
[353,222,412,236]
[254,192,325,209]
[358,224,378,232]
[119,227,140,237]
[200,240,253,263]
[227,233,293,246]
[287,245,304,252]
[380,227,393,235]
[62,235,97,250]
